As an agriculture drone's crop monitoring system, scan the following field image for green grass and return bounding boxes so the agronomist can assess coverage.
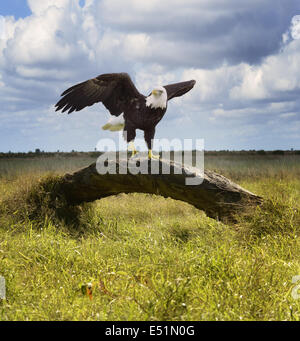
[0,154,300,321]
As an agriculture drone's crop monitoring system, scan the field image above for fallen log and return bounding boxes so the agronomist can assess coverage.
[54,157,263,224]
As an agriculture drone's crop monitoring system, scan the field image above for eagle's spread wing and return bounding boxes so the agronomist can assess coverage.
[163,80,196,101]
[55,73,141,116]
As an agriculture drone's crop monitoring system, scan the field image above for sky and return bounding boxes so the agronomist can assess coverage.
[0,0,300,152]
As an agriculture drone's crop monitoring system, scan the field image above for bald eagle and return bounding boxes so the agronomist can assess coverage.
[55,73,196,158]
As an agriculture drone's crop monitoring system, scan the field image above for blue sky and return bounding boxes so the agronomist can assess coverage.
[0,0,300,152]
[0,0,31,19]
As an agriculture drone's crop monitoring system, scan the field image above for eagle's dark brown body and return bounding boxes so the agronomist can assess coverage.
[124,96,167,149]
[55,73,195,150]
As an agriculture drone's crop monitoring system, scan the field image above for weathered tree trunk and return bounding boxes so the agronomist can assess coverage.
[55,157,263,223]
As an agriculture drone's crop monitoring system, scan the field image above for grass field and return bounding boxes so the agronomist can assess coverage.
[0,153,300,321]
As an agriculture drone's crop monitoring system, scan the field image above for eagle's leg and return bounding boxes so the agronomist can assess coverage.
[124,126,137,158]
[128,141,138,158]
[144,128,159,159]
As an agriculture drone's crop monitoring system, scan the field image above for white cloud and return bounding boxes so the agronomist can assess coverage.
[279,112,297,118]
[27,0,72,15]
[183,64,247,102]
[243,40,300,97]
[182,35,300,106]
[291,15,300,40]
[0,15,5,39]
[230,66,268,100]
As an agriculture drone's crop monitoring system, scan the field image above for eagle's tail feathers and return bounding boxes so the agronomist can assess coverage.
[102,114,125,132]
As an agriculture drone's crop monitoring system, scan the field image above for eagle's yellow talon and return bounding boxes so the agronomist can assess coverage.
[130,150,138,158]
[128,142,138,158]
[148,150,160,160]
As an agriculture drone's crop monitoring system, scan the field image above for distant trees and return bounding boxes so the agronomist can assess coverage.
[0,149,299,159]
[272,150,285,155]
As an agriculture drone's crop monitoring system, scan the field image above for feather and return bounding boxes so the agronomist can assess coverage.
[55,73,141,117]
[163,80,196,101]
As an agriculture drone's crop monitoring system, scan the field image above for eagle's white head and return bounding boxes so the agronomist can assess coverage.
[146,86,167,109]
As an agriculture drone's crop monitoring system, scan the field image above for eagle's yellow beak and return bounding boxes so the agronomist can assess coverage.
[152,89,158,96]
